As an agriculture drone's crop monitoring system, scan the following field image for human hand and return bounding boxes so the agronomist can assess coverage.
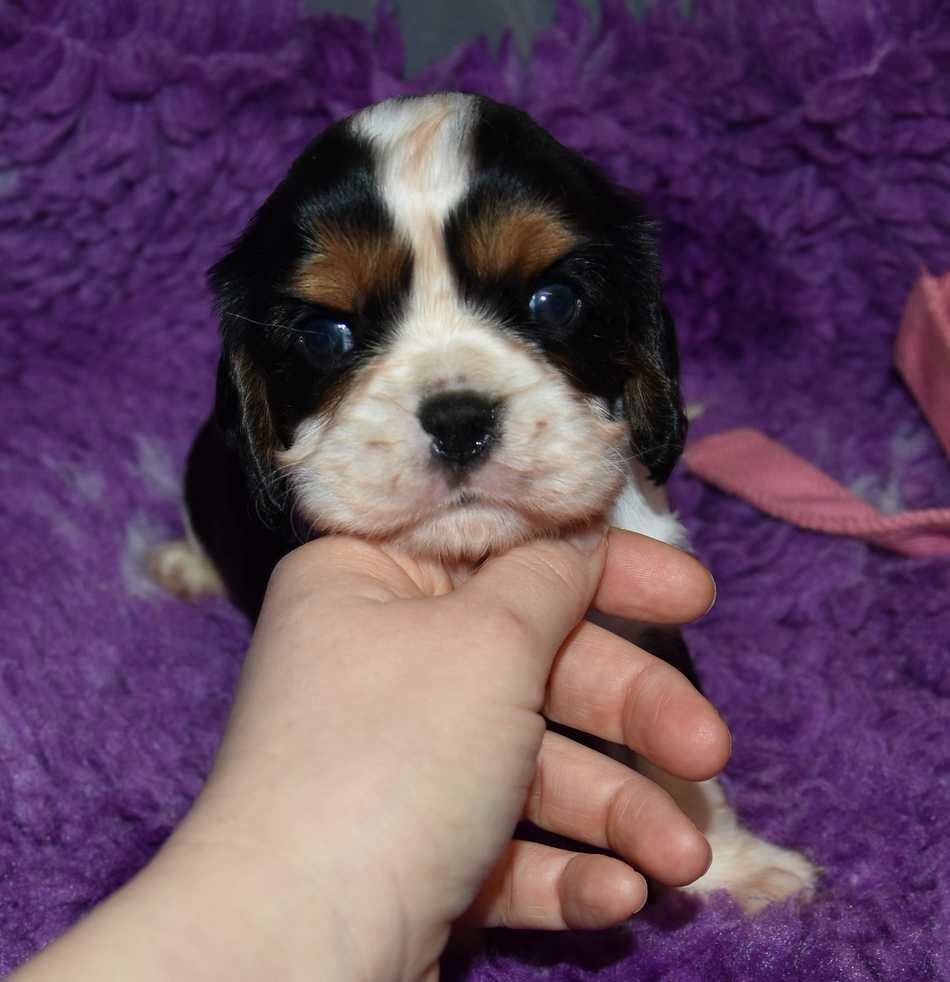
[14,528,725,982]
[162,528,725,981]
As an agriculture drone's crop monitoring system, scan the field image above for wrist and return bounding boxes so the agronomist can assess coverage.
[155,794,447,982]
[12,835,353,982]
[143,834,353,982]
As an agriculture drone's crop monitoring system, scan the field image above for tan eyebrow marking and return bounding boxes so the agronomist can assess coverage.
[295,225,412,311]
[462,203,578,281]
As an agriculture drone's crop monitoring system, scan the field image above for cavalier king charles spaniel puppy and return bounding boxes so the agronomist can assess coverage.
[152,92,815,912]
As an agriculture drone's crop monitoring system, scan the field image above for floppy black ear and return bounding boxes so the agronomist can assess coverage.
[212,343,286,522]
[208,240,286,525]
[591,179,687,486]
[623,299,688,485]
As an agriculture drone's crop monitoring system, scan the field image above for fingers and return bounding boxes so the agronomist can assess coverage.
[547,621,731,781]
[464,725,717,932]
[451,528,608,668]
[525,731,710,887]
[595,529,715,624]
[463,840,646,930]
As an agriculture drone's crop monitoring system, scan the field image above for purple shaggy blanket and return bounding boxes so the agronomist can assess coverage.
[2,0,950,977]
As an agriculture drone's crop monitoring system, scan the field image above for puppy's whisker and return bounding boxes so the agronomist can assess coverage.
[371,393,418,417]
[219,309,284,330]
[269,459,307,479]
[628,439,675,461]
[288,502,315,545]
[220,309,312,337]
[503,377,547,397]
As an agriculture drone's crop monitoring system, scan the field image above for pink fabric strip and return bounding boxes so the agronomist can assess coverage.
[683,271,950,558]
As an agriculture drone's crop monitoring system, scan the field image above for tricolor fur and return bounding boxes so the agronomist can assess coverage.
[153,93,815,912]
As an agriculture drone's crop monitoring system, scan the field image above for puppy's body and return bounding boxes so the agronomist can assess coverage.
[154,93,815,911]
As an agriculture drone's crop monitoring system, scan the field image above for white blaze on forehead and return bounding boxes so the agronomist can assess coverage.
[351,93,474,225]
[351,93,475,305]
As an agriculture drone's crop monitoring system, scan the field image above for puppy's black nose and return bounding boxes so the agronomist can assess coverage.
[418,391,498,470]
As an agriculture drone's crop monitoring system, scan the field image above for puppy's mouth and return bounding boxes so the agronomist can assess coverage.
[436,479,536,519]
[448,490,485,509]
[439,487,540,517]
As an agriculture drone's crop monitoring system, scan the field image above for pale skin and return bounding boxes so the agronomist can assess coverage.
[14,527,727,982]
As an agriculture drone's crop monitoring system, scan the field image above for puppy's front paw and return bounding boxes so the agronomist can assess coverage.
[148,539,225,599]
[683,828,817,913]
[635,767,817,915]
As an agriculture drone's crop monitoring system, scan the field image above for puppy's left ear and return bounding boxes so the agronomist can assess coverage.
[598,182,687,485]
[623,298,688,485]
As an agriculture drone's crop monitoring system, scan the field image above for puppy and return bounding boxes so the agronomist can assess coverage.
[153,92,816,912]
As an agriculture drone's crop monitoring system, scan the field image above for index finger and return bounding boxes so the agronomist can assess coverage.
[595,529,715,625]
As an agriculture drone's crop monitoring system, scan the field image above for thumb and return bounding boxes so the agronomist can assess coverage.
[452,526,608,667]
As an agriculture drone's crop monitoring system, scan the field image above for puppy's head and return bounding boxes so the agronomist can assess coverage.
[210,93,685,559]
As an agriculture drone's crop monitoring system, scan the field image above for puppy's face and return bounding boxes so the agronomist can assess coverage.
[211,94,685,559]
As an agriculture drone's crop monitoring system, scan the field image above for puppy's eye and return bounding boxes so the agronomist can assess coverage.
[528,283,581,327]
[296,316,354,364]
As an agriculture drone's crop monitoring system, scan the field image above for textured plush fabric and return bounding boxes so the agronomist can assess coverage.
[2,0,950,977]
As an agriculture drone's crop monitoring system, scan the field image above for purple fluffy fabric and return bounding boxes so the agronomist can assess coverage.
[2,0,950,976]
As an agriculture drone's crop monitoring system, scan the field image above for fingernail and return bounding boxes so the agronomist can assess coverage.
[631,876,649,915]
[567,524,606,553]
[703,573,717,616]
[701,836,714,877]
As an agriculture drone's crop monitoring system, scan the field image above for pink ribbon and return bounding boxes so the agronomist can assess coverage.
[683,271,950,558]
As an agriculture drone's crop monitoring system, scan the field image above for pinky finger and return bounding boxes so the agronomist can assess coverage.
[462,840,647,931]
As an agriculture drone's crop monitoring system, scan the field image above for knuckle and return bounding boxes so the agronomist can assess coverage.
[606,777,651,846]
[265,542,338,612]
[270,537,353,588]
[529,548,586,600]
[269,549,304,585]
[271,538,331,578]
[481,604,539,651]
[621,661,667,745]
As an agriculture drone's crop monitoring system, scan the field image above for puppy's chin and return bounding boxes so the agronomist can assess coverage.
[322,493,617,562]
[382,504,548,560]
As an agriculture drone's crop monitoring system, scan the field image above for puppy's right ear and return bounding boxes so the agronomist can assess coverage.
[212,344,285,522]
[208,258,284,523]
[213,349,240,445]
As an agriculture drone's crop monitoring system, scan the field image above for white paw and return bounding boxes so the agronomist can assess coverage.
[148,539,225,599]
[683,828,817,913]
